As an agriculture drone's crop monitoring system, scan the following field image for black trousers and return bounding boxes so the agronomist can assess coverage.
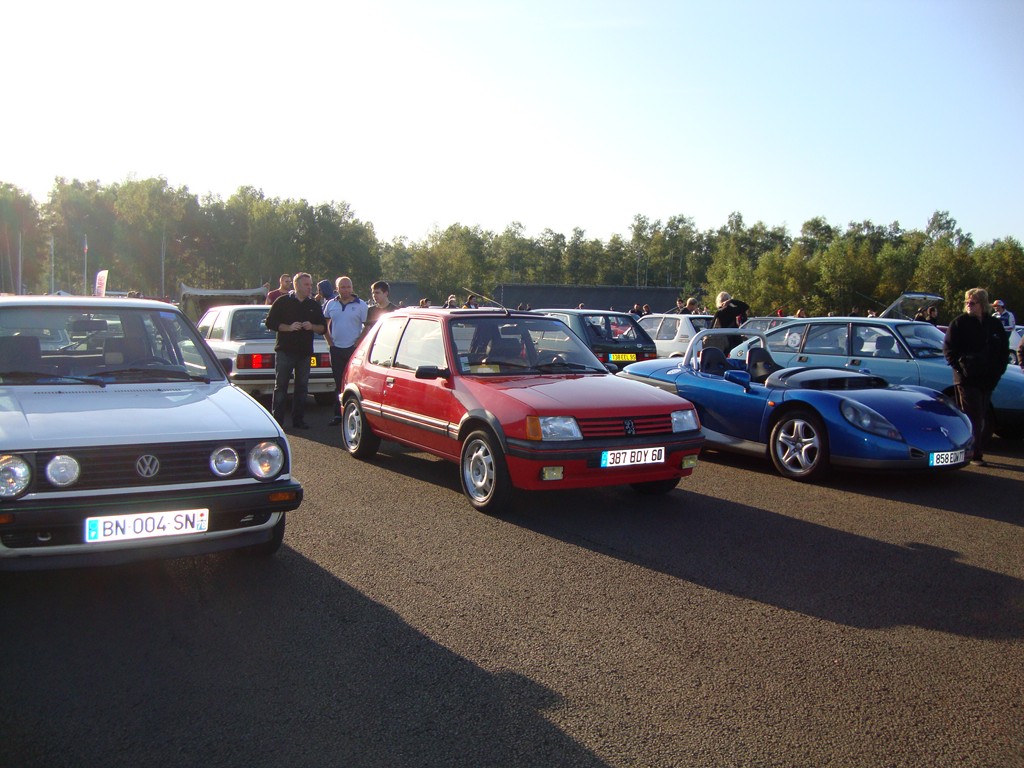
[954,384,991,460]
[329,345,355,416]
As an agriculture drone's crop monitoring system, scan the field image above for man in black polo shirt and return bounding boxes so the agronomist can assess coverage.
[265,272,326,429]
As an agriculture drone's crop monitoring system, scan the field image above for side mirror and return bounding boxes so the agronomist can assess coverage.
[415,365,450,380]
[218,357,234,375]
[723,369,751,392]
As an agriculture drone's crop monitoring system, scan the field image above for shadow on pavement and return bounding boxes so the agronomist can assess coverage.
[0,551,608,768]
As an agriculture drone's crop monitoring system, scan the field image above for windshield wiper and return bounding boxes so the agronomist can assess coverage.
[102,367,206,382]
[0,371,107,387]
[534,361,605,373]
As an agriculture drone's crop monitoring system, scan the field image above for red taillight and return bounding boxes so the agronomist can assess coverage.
[641,350,658,360]
[237,353,275,369]
[314,352,332,367]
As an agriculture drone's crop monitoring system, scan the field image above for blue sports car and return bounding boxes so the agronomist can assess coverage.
[618,329,974,481]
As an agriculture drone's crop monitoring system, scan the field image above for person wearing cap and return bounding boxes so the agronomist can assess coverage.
[992,299,1016,330]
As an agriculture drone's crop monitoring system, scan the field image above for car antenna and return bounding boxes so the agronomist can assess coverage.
[460,288,510,315]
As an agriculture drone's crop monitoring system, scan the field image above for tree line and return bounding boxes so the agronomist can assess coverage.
[2,177,1022,322]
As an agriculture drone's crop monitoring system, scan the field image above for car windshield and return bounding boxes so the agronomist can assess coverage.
[450,316,607,374]
[0,305,223,384]
[896,322,946,358]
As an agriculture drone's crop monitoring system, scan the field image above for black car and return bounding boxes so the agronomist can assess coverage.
[534,309,658,370]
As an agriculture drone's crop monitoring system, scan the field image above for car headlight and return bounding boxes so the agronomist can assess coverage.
[248,441,285,480]
[0,454,32,498]
[671,409,700,432]
[210,447,240,477]
[46,455,81,487]
[840,400,902,441]
[525,415,582,441]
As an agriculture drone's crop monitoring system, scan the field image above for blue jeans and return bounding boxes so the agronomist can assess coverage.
[272,350,311,425]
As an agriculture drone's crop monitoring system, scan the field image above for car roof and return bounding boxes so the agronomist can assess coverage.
[0,295,180,311]
[640,313,714,320]
[534,308,640,317]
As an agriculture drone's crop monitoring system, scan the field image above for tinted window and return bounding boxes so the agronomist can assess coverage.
[231,309,274,340]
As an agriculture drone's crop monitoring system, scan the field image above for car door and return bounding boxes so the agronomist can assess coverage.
[787,322,850,370]
[762,322,809,366]
[849,323,921,385]
[355,315,408,439]
[380,317,460,457]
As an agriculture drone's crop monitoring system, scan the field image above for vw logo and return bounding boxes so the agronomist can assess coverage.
[136,455,161,478]
[623,419,636,436]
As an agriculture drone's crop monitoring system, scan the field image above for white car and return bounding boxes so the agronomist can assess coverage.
[197,304,335,405]
[0,296,303,570]
[638,314,715,357]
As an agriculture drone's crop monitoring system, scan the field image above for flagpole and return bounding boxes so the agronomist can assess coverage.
[83,233,88,296]
[50,235,55,294]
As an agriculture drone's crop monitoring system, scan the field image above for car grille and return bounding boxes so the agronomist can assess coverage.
[577,414,673,438]
[27,439,288,493]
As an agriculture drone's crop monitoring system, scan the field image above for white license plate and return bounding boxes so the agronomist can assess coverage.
[609,353,637,362]
[601,447,665,468]
[85,509,209,543]
[929,449,965,467]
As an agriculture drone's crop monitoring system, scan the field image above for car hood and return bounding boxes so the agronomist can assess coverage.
[461,373,692,416]
[0,382,282,447]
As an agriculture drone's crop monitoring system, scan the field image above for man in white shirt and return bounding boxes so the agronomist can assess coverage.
[992,299,1016,330]
[323,276,368,426]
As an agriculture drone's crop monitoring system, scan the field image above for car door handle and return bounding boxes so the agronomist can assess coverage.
[385,377,395,387]
[796,355,809,362]
[847,358,863,365]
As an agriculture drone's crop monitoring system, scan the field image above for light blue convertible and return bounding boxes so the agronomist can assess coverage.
[619,329,974,481]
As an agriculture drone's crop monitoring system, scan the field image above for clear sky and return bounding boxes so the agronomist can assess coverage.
[6,0,1022,245]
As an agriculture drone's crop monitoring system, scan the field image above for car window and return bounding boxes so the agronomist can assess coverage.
[231,310,274,340]
[638,316,660,336]
[209,311,229,341]
[802,323,848,355]
[691,316,714,332]
[606,315,641,340]
[451,316,603,374]
[897,322,946,358]
[656,318,679,340]
[767,323,808,353]
[393,318,446,371]
[852,324,905,359]
[197,311,217,339]
[368,316,406,367]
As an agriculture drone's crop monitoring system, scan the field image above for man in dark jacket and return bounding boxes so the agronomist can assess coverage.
[265,272,326,430]
[943,288,1009,466]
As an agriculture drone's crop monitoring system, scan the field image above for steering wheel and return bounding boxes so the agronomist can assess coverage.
[129,356,174,366]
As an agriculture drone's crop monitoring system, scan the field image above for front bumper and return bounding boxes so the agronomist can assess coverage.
[503,432,705,491]
[0,479,302,570]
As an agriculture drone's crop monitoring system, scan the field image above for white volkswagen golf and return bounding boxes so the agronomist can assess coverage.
[0,296,303,570]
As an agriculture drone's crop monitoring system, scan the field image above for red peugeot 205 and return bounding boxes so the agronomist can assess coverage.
[340,308,705,512]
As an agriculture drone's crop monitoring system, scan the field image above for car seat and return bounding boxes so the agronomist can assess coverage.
[103,337,147,365]
[851,336,865,355]
[483,338,524,367]
[874,336,896,357]
[745,346,782,383]
[698,346,729,376]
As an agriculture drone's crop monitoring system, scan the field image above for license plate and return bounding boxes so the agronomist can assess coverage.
[929,449,965,467]
[310,356,319,367]
[609,353,637,362]
[601,447,665,468]
[85,509,209,543]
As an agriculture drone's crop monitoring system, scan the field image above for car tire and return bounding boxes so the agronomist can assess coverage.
[237,513,285,557]
[630,478,679,495]
[341,397,380,459]
[460,430,513,514]
[769,408,829,481]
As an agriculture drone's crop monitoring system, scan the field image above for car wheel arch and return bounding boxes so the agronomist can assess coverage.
[457,410,509,451]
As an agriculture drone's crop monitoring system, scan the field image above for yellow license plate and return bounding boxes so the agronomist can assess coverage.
[609,353,637,362]
[310,356,319,366]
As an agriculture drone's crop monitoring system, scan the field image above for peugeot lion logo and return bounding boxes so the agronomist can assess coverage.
[623,419,636,436]
[136,455,161,478]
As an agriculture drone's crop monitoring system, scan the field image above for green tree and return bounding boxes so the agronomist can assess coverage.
[0,183,44,293]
